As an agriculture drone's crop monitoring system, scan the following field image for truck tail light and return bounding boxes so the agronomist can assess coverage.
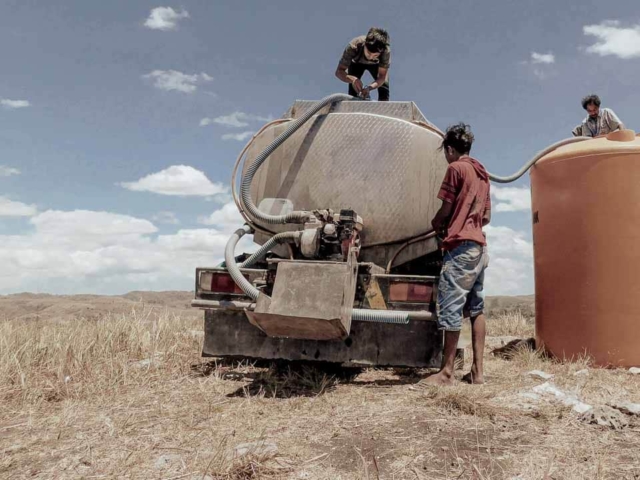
[200,271,244,294]
[389,282,433,303]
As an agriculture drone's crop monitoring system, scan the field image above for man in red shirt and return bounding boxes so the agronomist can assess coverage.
[423,123,491,386]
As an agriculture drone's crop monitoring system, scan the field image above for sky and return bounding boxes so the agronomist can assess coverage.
[1,0,639,296]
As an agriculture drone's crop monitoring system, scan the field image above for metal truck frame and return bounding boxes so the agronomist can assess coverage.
[192,97,450,368]
[193,263,443,367]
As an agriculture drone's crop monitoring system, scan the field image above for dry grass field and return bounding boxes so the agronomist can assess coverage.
[1,293,639,479]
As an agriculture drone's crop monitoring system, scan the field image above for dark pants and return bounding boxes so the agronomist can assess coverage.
[347,62,390,101]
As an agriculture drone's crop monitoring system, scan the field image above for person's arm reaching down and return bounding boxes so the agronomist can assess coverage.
[335,63,363,94]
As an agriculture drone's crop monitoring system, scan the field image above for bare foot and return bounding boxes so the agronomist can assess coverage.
[461,367,484,385]
[418,371,456,387]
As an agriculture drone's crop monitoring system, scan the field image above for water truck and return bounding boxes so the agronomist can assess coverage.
[193,94,639,368]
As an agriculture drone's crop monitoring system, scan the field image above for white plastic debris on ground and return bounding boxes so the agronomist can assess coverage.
[492,381,593,413]
[629,367,640,375]
[530,381,593,414]
[492,367,640,426]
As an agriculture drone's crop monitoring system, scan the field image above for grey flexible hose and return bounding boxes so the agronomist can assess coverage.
[488,137,590,183]
[240,92,353,225]
[352,309,410,324]
[225,225,420,325]
[240,231,302,268]
[225,225,260,301]
[225,98,590,324]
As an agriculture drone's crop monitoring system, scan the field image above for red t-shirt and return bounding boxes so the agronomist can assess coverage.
[437,156,491,251]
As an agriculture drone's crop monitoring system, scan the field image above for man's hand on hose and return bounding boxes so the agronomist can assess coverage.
[351,78,364,95]
[359,86,372,99]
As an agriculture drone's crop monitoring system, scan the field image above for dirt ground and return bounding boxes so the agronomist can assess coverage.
[1,293,639,479]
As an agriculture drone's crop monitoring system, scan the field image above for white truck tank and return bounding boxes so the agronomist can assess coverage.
[243,100,448,268]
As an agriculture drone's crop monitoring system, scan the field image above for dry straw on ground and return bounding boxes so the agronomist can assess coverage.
[1,306,639,479]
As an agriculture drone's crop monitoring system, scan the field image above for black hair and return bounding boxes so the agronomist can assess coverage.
[365,27,390,47]
[581,94,601,110]
[441,123,474,154]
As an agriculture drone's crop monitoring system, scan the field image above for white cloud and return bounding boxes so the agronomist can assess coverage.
[0,197,37,217]
[31,210,157,247]
[0,166,20,177]
[531,52,555,64]
[484,224,534,295]
[152,211,180,225]
[584,20,640,59]
[144,7,190,31]
[120,165,227,197]
[210,112,273,128]
[0,203,257,294]
[142,70,212,93]
[222,131,254,141]
[521,52,555,79]
[0,199,532,295]
[198,202,244,230]
[1,99,30,109]
[199,118,213,127]
[491,186,531,212]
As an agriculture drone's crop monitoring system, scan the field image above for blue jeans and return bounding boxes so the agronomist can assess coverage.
[437,241,489,331]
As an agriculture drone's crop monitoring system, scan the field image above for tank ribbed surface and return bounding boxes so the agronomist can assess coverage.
[531,130,640,367]
[243,101,448,266]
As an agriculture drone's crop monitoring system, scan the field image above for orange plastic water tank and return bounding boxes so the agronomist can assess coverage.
[531,129,640,367]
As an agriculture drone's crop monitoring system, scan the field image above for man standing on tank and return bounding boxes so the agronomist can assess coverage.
[335,27,391,101]
[572,94,624,137]
[420,123,491,386]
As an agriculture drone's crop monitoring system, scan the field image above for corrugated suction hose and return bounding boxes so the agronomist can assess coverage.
[240,93,353,225]
[225,226,413,324]
[225,225,260,301]
[240,231,302,268]
[351,309,409,324]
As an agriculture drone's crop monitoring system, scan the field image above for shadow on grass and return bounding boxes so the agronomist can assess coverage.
[190,359,361,398]
[228,366,338,398]
[491,337,536,360]
[191,359,432,398]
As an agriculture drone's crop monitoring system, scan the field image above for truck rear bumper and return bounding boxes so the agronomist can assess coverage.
[203,309,443,368]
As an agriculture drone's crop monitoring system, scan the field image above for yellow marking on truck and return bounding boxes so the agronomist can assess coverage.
[365,278,387,310]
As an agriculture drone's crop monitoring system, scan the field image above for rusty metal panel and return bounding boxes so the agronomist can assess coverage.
[245,258,358,340]
[204,310,443,368]
[244,104,448,268]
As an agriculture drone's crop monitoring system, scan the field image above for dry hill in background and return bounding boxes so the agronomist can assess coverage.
[0,291,198,322]
[0,291,534,322]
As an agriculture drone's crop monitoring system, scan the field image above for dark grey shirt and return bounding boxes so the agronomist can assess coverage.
[339,35,391,69]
